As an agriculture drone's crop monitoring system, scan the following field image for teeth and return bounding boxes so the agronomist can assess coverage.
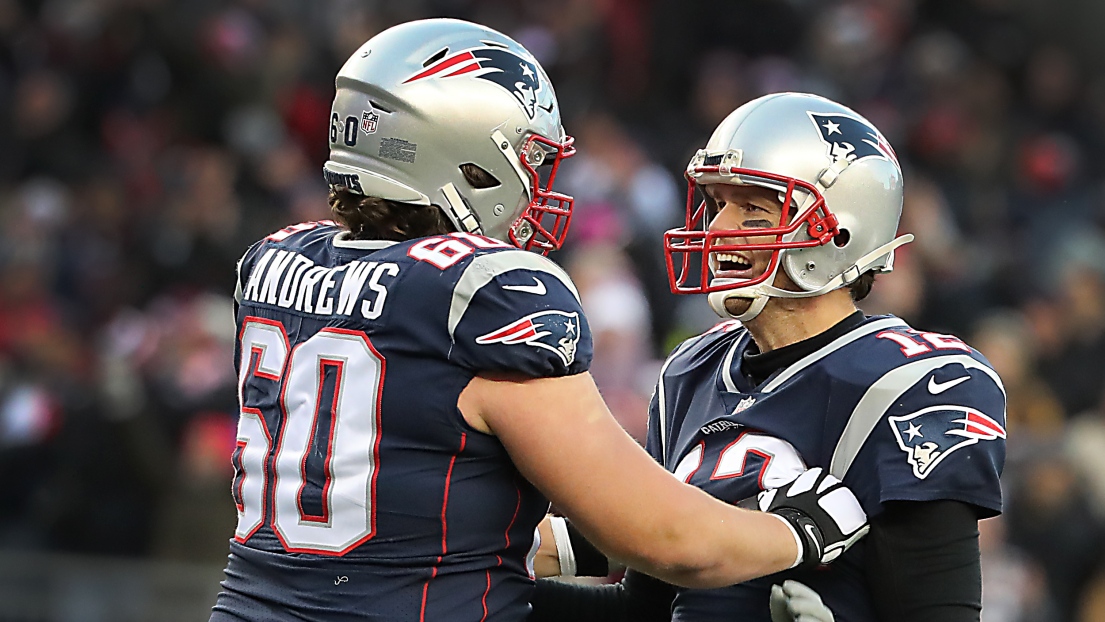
[715,253,751,267]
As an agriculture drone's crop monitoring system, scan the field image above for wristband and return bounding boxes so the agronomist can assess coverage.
[768,512,806,570]
[548,516,577,576]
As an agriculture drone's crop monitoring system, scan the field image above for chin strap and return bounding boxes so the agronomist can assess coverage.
[707,234,915,321]
[441,182,483,235]
[708,288,769,321]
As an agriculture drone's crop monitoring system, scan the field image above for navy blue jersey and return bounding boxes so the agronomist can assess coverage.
[211,222,592,622]
[645,315,1005,622]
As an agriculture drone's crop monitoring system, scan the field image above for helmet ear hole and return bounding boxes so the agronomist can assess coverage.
[460,163,501,189]
[368,100,393,114]
[834,228,851,248]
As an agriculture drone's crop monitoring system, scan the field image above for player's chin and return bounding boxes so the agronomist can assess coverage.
[724,296,753,316]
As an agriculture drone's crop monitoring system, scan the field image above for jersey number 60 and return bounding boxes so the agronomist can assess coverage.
[233,317,384,556]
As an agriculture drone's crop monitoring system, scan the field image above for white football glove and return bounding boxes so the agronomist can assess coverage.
[759,467,869,568]
[769,580,834,622]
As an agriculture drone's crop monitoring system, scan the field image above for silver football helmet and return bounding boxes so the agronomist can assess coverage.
[323,18,575,253]
[664,92,912,320]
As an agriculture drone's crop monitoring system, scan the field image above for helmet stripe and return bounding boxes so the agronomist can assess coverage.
[403,51,477,83]
[442,62,482,78]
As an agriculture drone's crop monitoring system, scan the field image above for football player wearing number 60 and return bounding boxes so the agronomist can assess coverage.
[530,93,1007,622]
[209,21,869,622]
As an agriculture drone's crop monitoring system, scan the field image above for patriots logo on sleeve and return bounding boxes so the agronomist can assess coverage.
[889,406,1006,479]
[476,310,580,367]
[808,112,899,168]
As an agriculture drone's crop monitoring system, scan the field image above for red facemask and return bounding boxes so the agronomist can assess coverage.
[664,166,840,294]
[509,134,576,255]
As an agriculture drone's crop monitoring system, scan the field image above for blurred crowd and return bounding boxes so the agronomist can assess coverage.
[1,0,1105,619]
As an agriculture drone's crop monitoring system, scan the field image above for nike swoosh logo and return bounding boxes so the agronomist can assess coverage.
[502,277,547,296]
[928,375,970,394]
[802,523,821,556]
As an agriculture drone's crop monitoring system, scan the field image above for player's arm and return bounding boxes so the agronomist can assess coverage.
[534,515,611,579]
[864,500,982,621]
[532,517,562,579]
[532,517,835,622]
[529,516,675,622]
[853,358,1006,621]
[528,569,675,622]
[459,371,865,588]
[528,573,838,622]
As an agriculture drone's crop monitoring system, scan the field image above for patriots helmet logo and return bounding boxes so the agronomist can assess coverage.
[476,310,580,367]
[808,112,899,168]
[889,405,1006,479]
[404,48,546,119]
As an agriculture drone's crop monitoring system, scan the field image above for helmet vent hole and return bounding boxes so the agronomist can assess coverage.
[369,100,393,114]
[460,163,501,189]
[834,229,851,248]
[423,47,449,67]
[480,40,509,49]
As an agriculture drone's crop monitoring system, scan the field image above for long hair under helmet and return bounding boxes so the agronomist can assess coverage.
[323,18,576,253]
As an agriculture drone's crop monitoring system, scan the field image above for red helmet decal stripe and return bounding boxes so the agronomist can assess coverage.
[403,51,477,84]
[875,132,900,167]
[442,62,482,78]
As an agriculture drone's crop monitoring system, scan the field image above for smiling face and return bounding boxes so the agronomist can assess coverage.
[703,182,797,316]
[705,182,786,276]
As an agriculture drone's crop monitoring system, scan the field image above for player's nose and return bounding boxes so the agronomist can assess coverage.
[708,203,742,233]
[710,206,765,246]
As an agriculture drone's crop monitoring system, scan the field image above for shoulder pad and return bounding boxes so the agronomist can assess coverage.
[830,352,1004,478]
[444,242,579,340]
[440,237,590,377]
[265,220,342,243]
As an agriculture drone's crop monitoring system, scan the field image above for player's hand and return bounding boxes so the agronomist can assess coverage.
[769,580,834,622]
[759,467,868,568]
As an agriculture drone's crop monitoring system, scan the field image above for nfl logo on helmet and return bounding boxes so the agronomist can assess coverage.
[361,110,379,134]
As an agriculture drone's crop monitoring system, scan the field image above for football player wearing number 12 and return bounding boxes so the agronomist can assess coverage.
[530,93,1007,622]
[208,21,870,622]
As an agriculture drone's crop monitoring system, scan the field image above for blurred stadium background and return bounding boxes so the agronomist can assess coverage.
[2,0,1105,620]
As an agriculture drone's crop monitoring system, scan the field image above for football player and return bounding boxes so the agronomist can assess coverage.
[530,93,1006,621]
[209,23,869,622]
